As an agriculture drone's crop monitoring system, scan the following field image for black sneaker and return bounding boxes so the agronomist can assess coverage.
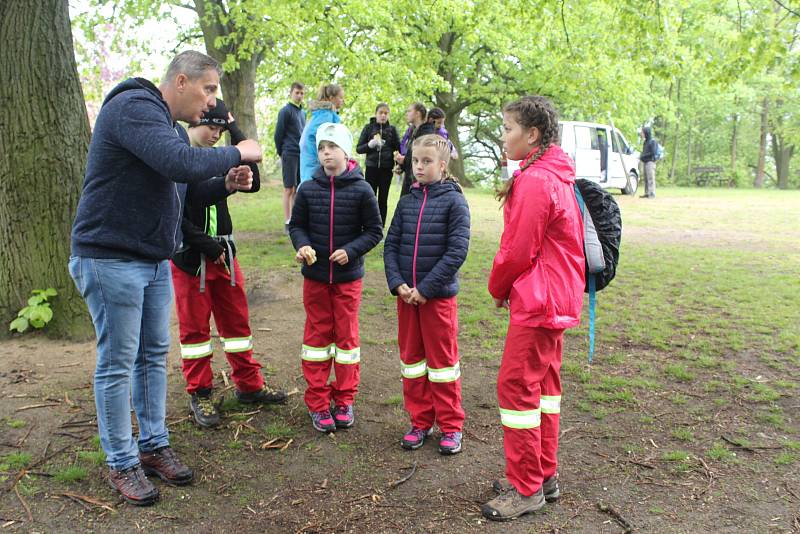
[190,389,220,428]
[235,384,287,405]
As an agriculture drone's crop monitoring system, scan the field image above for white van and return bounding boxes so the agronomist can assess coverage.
[507,120,641,195]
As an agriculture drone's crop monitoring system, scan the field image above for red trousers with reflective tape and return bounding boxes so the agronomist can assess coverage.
[397,297,464,433]
[497,324,563,496]
[301,278,362,412]
[171,259,264,394]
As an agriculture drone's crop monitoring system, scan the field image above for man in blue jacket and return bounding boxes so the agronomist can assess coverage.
[69,50,262,506]
[274,81,306,233]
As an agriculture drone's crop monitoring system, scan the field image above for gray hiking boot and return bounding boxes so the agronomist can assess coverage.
[481,487,546,521]
[189,389,221,428]
[492,473,560,502]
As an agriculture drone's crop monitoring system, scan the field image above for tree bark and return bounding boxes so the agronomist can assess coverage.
[754,97,769,188]
[730,111,738,173]
[0,0,93,339]
[668,78,681,182]
[771,133,793,190]
[194,0,262,142]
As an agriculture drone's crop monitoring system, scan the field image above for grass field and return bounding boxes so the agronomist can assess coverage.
[1,183,798,532]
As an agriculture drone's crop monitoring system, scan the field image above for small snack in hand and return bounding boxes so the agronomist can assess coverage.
[303,247,317,265]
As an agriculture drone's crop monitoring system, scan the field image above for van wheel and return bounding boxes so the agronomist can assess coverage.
[622,171,638,195]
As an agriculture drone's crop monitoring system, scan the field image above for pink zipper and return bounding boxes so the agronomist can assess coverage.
[329,175,335,284]
[412,186,428,287]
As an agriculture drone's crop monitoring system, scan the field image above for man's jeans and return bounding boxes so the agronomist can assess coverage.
[69,257,172,470]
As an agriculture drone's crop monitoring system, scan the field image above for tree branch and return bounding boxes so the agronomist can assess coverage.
[773,0,800,17]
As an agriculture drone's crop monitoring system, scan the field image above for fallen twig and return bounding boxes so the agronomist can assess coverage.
[58,492,116,513]
[15,403,60,412]
[388,462,417,489]
[597,502,633,533]
[14,486,32,522]
[15,425,34,448]
[463,428,488,444]
[629,459,656,470]
[720,435,781,451]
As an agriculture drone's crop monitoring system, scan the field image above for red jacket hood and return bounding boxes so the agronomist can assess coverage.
[518,144,575,185]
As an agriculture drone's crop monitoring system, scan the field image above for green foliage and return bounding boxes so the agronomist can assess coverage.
[54,466,88,483]
[9,288,57,333]
[0,452,32,471]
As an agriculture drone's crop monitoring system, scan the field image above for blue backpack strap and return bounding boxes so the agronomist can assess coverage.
[588,274,596,363]
[575,184,596,363]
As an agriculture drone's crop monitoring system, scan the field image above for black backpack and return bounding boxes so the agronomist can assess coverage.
[573,179,622,362]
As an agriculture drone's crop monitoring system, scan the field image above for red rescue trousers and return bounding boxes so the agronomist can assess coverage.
[497,325,563,496]
[301,278,362,412]
[171,259,264,395]
[397,297,464,433]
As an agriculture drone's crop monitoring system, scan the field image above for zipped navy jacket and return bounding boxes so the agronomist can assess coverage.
[289,161,383,283]
[384,180,470,298]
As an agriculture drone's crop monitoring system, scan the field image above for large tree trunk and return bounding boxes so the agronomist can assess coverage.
[443,109,469,186]
[0,0,93,339]
[194,0,261,142]
[771,134,793,190]
[668,78,681,182]
[730,111,738,173]
[755,97,769,188]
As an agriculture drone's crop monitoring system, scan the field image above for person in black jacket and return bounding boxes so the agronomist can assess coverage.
[356,103,400,226]
[274,82,306,231]
[289,122,383,434]
[173,100,287,429]
[639,126,657,198]
[384,134,470,456]
[396,103,437,196]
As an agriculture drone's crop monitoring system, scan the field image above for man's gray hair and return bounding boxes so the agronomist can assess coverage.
[163,51,222,82]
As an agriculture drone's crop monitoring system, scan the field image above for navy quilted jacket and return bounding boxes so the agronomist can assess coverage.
[384,180,470,298]
[289,161,383,283]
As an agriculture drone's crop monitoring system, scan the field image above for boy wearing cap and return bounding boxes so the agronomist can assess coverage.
[288,123,383,433]
[173,99,287,429]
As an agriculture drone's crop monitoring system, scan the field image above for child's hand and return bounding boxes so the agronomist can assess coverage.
[409,288,427,306]
[493,297,509,309]
[394,153,405,164]
[296,246,316,265]
[330,249,349,265]
[396,283,412,302]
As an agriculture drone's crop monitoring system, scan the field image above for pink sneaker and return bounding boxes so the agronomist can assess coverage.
[438,432,463,455]
[401,427,432,450]
[309,411,335,433]
[332,405,354,429]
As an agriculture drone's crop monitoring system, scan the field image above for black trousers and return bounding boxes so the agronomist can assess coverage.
[365,166,394,227]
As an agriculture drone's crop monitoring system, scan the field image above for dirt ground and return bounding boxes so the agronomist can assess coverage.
[1,232,799,533]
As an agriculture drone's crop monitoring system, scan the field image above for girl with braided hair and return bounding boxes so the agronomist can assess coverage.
[384,134,471,455]
[482,96,585,521]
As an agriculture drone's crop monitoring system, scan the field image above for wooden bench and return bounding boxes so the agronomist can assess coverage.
[691,166,731,187]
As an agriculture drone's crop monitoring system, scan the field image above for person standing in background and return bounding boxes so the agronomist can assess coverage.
[274,82,306,233]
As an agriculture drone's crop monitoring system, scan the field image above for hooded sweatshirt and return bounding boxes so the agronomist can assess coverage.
[289,160,383,283]
[299,100,341,182]
[640,126,658,163]
[70,77,242,261]
[488,144,585,330]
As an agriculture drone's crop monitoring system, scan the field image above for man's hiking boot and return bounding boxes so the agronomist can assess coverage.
[481,487,546,521]
[438,432,463,455]
[492,473,560,502]
[108,465,159,506]
[310,410,336,433]
[139,446,194,486]
[190,389,220,428]
[401,427,432,450]
[235,384,287,405]
[332,405,355,428]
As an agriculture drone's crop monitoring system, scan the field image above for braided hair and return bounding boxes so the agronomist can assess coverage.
[496,96,560,204]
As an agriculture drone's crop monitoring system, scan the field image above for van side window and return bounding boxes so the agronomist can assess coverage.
[575,126,592,149]
[611,131,620,153]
